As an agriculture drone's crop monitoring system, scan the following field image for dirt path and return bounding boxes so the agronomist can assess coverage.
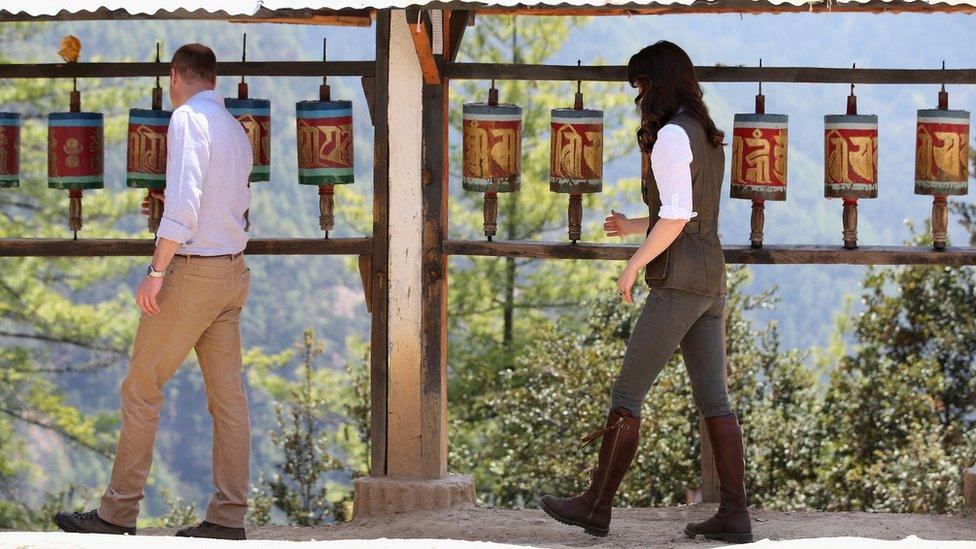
[150,503,976,548]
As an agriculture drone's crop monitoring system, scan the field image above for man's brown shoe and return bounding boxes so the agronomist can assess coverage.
[539,408,641,537]
[54,509,136,535]
[175,520,246,540]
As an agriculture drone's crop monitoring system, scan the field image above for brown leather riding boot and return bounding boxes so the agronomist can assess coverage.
[684,413,753,544]
[539,408,640,537]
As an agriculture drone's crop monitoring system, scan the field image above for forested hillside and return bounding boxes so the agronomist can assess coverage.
[0,11,973,525]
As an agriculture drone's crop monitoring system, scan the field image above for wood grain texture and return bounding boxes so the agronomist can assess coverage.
[369,8,392,479]
[0,61,375,79]
[419,75,449,479]
[444,240,976,266]
[445,63,976,85]
[0,238,371,257]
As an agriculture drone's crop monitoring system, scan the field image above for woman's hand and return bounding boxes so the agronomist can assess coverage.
[617,263,639,304]
[604,210,633,237]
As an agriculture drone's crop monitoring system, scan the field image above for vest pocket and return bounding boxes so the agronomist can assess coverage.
[645,248,670,281]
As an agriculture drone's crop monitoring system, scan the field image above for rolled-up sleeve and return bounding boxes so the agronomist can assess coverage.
[157,108,210,245]
[651,124,696,221]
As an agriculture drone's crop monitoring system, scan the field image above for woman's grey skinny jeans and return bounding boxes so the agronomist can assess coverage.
[610,287,732,419]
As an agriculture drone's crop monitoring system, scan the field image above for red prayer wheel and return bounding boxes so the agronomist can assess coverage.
[127,107,171,233]
[550,84,603,243]
[296,98,354,237]
[914,87,970,249]
[226,96,271,183]
[462,84,522,240]
[0,112,20,188]
[824,87,878,249]
[730,90,788,248]
[48,110,104,235]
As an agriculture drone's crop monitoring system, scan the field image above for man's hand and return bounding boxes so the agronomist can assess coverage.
[135,276,164,315]
[140,190,165,216]
[617,263,639,304]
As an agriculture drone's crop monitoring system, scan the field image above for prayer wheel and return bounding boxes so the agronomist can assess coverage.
[296,99,354,237]
[462,83,522,240]
[550,81,603,243]
[0,112,20,188]
[226,97,271,183]
[730,85,788,248]
[824,83,878,249]
[48,111,104,235]
[127,49,171,234]
[914,85,970,250]
[296,38,353,238]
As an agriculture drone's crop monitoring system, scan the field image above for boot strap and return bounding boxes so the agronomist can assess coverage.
[580,416,624,447]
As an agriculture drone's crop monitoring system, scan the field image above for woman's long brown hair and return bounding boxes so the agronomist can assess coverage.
[628,41,724,152]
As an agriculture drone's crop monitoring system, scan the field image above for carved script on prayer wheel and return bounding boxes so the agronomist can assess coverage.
[296,100,354,186]
[126,108,171,190]
[914,108,970,196]
[48,111,104,190]
[462,103,522,193]
[824,114,878,199]
[0,112,20,188]
[225,98,271,182]
[730,113,788,201]
[549,108,603,194]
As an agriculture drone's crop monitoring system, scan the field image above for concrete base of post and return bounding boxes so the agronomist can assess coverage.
[352,474,476,517]
[965,466,976,514]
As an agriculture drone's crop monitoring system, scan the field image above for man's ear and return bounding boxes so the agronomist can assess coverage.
[170,67,179,84]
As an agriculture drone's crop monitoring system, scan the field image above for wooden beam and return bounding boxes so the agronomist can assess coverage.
[370,9,392,478]
[408,11,442,85]
[0,61,375,79]
[444,240,976,266]
[385,9,427,478]
[445,63,976,85]
[0,237,371,257]
[471,2,976,16]
[446,10,471,63]
[229,14,374,26]
[418,14,451,479]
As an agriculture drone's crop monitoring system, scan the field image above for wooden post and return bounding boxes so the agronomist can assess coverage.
[353,10,474,516]
[369,9,391,477]
[700,416,720,503]
[385,8,432,478]
[419,18,450,479]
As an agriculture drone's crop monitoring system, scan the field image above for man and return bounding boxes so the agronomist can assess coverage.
[54,43,254,540]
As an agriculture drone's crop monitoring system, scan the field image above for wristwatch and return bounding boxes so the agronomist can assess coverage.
[146,265,166,279]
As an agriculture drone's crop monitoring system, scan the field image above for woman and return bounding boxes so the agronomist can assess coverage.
[538,41,752,544]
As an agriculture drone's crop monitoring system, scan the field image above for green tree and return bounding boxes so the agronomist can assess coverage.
[0,23,145,529]
[815,224,976,513]
[447,14,637,487]
[453,267,823,509]
[246,329,367,524]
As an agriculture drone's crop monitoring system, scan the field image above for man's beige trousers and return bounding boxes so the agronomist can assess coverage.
[98,253,251,528]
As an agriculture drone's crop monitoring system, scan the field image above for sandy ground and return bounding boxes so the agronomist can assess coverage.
[3,505,975,548]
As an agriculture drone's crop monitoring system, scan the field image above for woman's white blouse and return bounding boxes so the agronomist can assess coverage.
[650,124,696,221]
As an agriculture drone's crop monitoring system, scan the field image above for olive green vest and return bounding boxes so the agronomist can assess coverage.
[641,113,727,297]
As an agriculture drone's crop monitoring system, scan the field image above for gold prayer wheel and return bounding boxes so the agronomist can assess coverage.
[462,83,522,240]
[914,85,970,250]
[824,83,878,249]
[730,87,788,248]
[549,83,603,243]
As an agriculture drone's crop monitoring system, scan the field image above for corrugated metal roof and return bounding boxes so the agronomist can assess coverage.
[1,0,974,18]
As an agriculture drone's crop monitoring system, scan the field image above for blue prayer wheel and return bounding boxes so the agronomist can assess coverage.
[0,112,20,188]
[225,98,271,182]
